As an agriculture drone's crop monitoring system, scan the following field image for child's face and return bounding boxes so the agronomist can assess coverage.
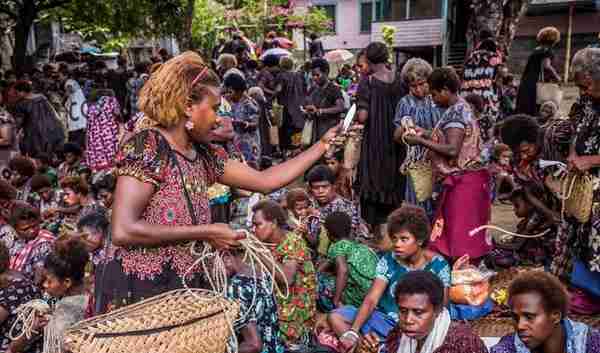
[499,151,512,166]
[512,197,532,218]
[81,226,103,252]
[65,152,78,165]
[309,181,335,205]
[292,200,310,218]
[325,158,341,176]
[97,189,114,208]
[40,188,53,201]
[63,188,80,206]
[43,271,71,298]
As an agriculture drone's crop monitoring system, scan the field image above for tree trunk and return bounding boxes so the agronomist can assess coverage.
[465,0,528,57]
[13,1,37,73]
[179,0,196,51]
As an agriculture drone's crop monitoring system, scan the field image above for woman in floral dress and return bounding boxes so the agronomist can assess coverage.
[251,200,316,348]
[84,90,121,171]
[0,241,42,352]
[102,52,338,313]
[551,48,600,280]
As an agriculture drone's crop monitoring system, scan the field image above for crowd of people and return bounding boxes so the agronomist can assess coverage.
[0,24,599,353]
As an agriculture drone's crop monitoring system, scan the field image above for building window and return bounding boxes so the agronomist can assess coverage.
[360,2,373,33]
[375,0,441,21]
[317,4,337,33]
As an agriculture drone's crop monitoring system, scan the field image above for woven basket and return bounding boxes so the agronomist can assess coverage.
[64,289,240,353]
[406,160,433,203]
[562,173,594,223]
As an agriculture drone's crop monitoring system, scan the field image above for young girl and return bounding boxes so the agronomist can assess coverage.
[8,239,89,353]
[318,212,378,312]
[285,188,327,259]
[489,143,516,202]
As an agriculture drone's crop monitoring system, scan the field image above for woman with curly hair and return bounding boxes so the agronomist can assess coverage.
[491,271,600,353]
[328,205,451,352]
[0,240,42,352]
[516,26,562,116]
[99,51,338,313]
[8,239,89,353]
[404,67,490,262]
[359,271,486,353]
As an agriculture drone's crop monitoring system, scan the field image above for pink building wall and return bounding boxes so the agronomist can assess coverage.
[293,0,372,50]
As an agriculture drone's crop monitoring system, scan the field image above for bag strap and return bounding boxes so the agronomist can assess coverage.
[155,131,200,225]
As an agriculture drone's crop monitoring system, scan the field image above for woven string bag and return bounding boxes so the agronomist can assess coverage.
[64,289,240,353]
[406,160,434,203]
[561,172,594,223]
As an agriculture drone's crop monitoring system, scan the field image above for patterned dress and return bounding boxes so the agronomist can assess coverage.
[84,96,121,171]
[271,232,316,346]
[227,274,284,353]
[394,94,444,216]
[552,99,600,277]
[230,96,261,169]
[95,129,228,312]
[0,276,42,352]
[428,98,491,259]
[461,49,502,143]
[374,252,451,322]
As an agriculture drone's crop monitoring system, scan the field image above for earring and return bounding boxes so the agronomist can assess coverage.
[185,120,195,131]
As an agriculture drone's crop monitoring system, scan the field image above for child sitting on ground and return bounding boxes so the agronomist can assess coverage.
[489,143,516,202]
[285,188,327,260]
[317,212,378,312]
[489,189,554,268]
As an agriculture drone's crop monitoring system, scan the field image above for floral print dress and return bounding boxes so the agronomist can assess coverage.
[95,129,228,312]
[227,274,284,353]
[230,96,261,169]
[553,99,600,276]
[84,96,121,171]
[0,276,42,352]
[271,232,317,346]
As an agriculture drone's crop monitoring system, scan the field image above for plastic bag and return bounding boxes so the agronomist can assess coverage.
[449,268,494,306]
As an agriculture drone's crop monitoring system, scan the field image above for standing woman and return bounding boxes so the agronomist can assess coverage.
[223,72,261,169]
[84,89,121,172]
[101,52,338,313]
[304,58,345,143]
[393,58,443,217]
[551,49,600,281]
[404,67,490,262]
[13,81,65,158]
[516,27,561,116]
[356,42,407,226]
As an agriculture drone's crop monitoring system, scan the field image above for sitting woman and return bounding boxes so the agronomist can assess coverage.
[48,176,104,234]
[251,200,316,348]
[224,250,285,353]
[8,203,55,283]
[328,205,451,352]
[360,271,488,353]
[8,239,89,353]
[318,212,378,312]
[0,241,42,352]
[57,143,86,180]
[491,271,600,353]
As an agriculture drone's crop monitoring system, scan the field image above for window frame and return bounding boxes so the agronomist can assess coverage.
[313,0,338,34]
